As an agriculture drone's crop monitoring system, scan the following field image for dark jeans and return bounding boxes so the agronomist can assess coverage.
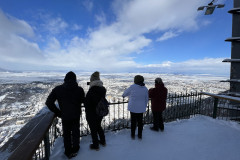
[87,116,105,147]
[130,112,143,136]
[62,118,80,156]
[152,111,164,130]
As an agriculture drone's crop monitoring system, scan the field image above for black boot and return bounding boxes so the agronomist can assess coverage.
[71,147,79,158]
[150,126,159,132]
[159,124,164,131]
[90,144,100,151]
[98,140,106,146]
[131,134,135,140]
[138,134,142,139]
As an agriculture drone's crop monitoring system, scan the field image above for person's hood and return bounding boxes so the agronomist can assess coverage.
[90,80,103,88]
[64,71,76,82]
[63,80,78,89]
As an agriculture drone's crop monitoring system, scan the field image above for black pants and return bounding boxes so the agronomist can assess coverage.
[130,112,143,136]
[62,118,80,156]
[87,116,105,147]
[152,111,164,130]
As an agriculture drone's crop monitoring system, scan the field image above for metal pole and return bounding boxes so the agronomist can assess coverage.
[213,98,219,119]
[44,131,50,160]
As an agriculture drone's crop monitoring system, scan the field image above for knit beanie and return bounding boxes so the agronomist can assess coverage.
[64,71,76,82]
[134,75,144,84]
[155,77,163,84]
[90,71,100,82]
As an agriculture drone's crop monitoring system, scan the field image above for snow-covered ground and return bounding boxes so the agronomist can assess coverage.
[0,72,229,147]
[51,116,240,160]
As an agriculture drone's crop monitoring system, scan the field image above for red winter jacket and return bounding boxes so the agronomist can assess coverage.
[149,83,168,112]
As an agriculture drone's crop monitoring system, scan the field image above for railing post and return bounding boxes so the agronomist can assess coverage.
[44,131,50,160]
[198,92,202,114]
[213,98,219,119]
[146,101,150,123]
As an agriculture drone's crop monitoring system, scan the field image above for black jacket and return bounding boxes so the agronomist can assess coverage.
[85,86,106,118]
[45,80,85,120]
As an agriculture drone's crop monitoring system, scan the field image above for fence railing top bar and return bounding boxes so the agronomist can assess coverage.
[0,109,55,160]
[201,92,240,103]
[109,101,128,105]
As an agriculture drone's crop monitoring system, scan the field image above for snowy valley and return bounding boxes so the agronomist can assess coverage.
[0,72,229,147]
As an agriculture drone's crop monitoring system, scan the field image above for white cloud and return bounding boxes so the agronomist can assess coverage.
[43,17,68,34]
[201,20,212,26]
[0,0,227,73]
[55,0,209,71]
[112,0,206,36]
[72,24,82,31]
[48,0,208,71]
[0,10,34,38]
[35,12,69,35]
[45,37,61,51]
[95,11,107,25]
[0,9,44,69]
[157,31,179,41]
[82,0,93,12]
[43,35,143,71]
[141,58,230,75]
[145,61,173,67]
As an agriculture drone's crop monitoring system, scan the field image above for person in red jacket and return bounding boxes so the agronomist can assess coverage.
[149,78,168,131]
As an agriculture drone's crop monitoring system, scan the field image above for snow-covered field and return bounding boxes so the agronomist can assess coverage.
[0,71,229,147]
[51,116,240,160]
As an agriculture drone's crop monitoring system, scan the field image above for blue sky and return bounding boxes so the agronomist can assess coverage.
[0,0,232,75]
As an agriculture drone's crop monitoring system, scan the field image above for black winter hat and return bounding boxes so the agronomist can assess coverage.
[134,75,144,84]
[64,71,76,82]
[90,71,100,82]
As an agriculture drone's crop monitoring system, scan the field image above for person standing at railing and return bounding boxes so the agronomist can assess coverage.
[122,75,148,139]
[149,77,168,132]
[45,71,85,159]
[85,71,107,151]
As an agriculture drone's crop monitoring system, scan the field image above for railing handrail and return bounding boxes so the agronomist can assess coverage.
[0,91,208,160]
[201,92,240,103]
[0,109,55,160]
[201,92,240,119]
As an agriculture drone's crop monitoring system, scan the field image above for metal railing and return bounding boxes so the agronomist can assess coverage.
[201,92,240,120]
[33,118,60,160]
[1,91,239,160]
[79,92,202,136]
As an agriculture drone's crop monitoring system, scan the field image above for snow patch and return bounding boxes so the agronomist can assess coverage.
[0,94,7,102]
[50,116,240,160]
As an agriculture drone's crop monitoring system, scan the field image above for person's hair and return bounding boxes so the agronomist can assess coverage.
[134,75,144,84]
[155,78,163,84]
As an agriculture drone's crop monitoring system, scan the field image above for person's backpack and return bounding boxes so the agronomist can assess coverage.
[96,97,109,116]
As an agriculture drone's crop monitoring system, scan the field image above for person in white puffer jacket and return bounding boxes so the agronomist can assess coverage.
[122,75,148,139]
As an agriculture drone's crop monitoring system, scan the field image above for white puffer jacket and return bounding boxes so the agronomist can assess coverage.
[122,84,148,113]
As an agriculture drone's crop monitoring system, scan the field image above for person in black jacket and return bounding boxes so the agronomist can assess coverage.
[85,71,106,150]
[45,71,85,159]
